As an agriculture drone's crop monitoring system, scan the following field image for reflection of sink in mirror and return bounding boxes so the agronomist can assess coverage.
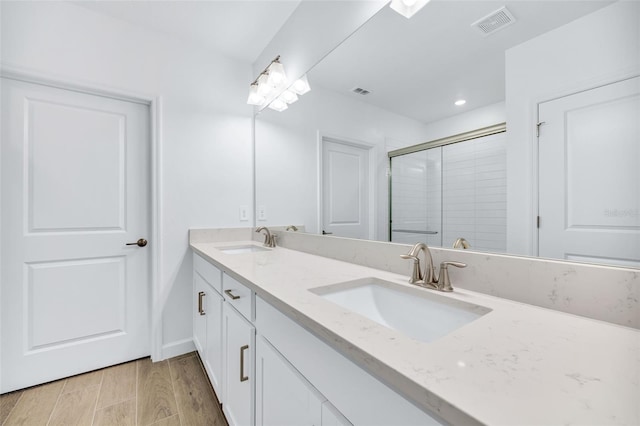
[219,245,271,255]
[310,277,491,343]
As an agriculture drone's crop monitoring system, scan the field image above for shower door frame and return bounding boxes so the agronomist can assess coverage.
[387,122,507,242]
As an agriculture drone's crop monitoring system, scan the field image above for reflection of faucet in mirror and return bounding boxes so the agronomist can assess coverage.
[453,238,470,249]
[255,226,276,248]
[286,225,298,231]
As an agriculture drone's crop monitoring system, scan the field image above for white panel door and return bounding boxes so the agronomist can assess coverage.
[322,139,370,239]
[538,77,640,266]
[1,78,150,392]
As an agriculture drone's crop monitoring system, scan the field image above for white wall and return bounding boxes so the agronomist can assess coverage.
[255,85,431,241]
[386,101,506,152]
[1,1,254,358]
[505,1,640,256]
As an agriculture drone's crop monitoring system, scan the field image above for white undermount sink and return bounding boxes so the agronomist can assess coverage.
[218,245,271,254]
[310,277,491,343]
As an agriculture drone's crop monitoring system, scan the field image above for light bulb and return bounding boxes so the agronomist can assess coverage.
[455,99,467,106]
[246,84,265,106]
[389,0,430,18]
[268,98,288,112]
[291,74,311,95]
[281,90,299,104]
[267,61,287,88]
[256,74,273,97]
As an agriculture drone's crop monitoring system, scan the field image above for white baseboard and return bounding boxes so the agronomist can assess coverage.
[161,338,195,360]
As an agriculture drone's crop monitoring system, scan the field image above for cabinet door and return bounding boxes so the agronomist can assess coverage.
[321,402,352,426]
[205,288,223,398]
[256,335,325,426]
[193,273,208,357]
[223,303,255,426]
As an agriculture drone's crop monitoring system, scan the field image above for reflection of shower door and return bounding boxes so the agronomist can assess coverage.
[390,150,442,246]
[538,77,640,267]
[390,129,507,250]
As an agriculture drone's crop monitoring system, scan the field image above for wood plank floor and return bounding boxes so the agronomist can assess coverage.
[0,352,227,426]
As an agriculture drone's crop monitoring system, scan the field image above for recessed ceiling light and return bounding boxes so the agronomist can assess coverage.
[455,99,467,106]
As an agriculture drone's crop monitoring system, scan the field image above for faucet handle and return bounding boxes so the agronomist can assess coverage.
[437,261,467,292]
[400,254,423,283]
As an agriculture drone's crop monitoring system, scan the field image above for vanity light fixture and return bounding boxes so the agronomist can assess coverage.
[280,89,299,104]
[247,55,312,111]
[268,98,288,112]
[291,74,311,95]
[455,99,467,106]
[389,0,430,19]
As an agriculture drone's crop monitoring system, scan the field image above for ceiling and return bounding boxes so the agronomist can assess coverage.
[73,0,614,123]
[73,0,302,64]
[309,0,614,124]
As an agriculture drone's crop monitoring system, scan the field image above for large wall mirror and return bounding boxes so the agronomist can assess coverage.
[255,0,639,268]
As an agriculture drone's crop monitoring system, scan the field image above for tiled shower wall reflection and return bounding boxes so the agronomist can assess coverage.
[391,132,507,252]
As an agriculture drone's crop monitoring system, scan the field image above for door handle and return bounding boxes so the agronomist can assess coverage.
[126,238,148,247]
[322,230,333,235]
[240,345,249,382]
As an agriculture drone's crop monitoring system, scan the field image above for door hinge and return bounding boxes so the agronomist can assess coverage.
[536,121,546,137]
[537,216,541,228]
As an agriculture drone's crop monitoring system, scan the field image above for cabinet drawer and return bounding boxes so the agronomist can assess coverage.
[223,274,254,321]
[194,254,222,294]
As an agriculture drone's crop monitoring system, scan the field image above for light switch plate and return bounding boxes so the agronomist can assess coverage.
[257,205,267,221]
[239,205,249,221]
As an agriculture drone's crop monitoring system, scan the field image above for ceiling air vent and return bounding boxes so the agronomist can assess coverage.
[471,6,516,36]
[351,87,371,96]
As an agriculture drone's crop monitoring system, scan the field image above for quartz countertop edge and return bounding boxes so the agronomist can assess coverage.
[190,241,640,426]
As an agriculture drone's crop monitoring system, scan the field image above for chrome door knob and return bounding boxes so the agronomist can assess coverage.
[126,238,148,247]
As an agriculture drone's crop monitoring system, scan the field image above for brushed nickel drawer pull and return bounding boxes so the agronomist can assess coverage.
[240,344,249,382]
[198,291,205,315]
[225,289,241,300]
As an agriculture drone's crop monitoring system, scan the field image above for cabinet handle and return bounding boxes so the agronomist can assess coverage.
[198,291,206,315]
[240,344,249,382]
[225,289,241,300]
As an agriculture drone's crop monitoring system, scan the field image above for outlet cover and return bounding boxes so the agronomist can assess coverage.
[239,205,249,221]
[257,205,267,221]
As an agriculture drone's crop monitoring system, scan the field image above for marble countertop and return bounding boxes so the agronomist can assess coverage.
[191,240,640,426]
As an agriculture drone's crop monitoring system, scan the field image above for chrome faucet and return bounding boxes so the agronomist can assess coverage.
[400,242,467,291]
[285,225,298,231]
[255,226,276,248]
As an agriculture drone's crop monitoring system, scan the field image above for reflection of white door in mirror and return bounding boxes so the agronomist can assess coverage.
[321,137,371,239]
[538,76,640,267]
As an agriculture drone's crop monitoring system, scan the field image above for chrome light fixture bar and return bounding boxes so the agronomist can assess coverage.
[247,55,311,111]
[389,0,430,18]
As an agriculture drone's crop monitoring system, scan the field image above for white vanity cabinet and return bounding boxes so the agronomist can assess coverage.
[193,255,224,398]
[255,296,444,426]
[321,402,352,426]
[193,251,440,426]
[255,334,327,426]
[222,299,255,426]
